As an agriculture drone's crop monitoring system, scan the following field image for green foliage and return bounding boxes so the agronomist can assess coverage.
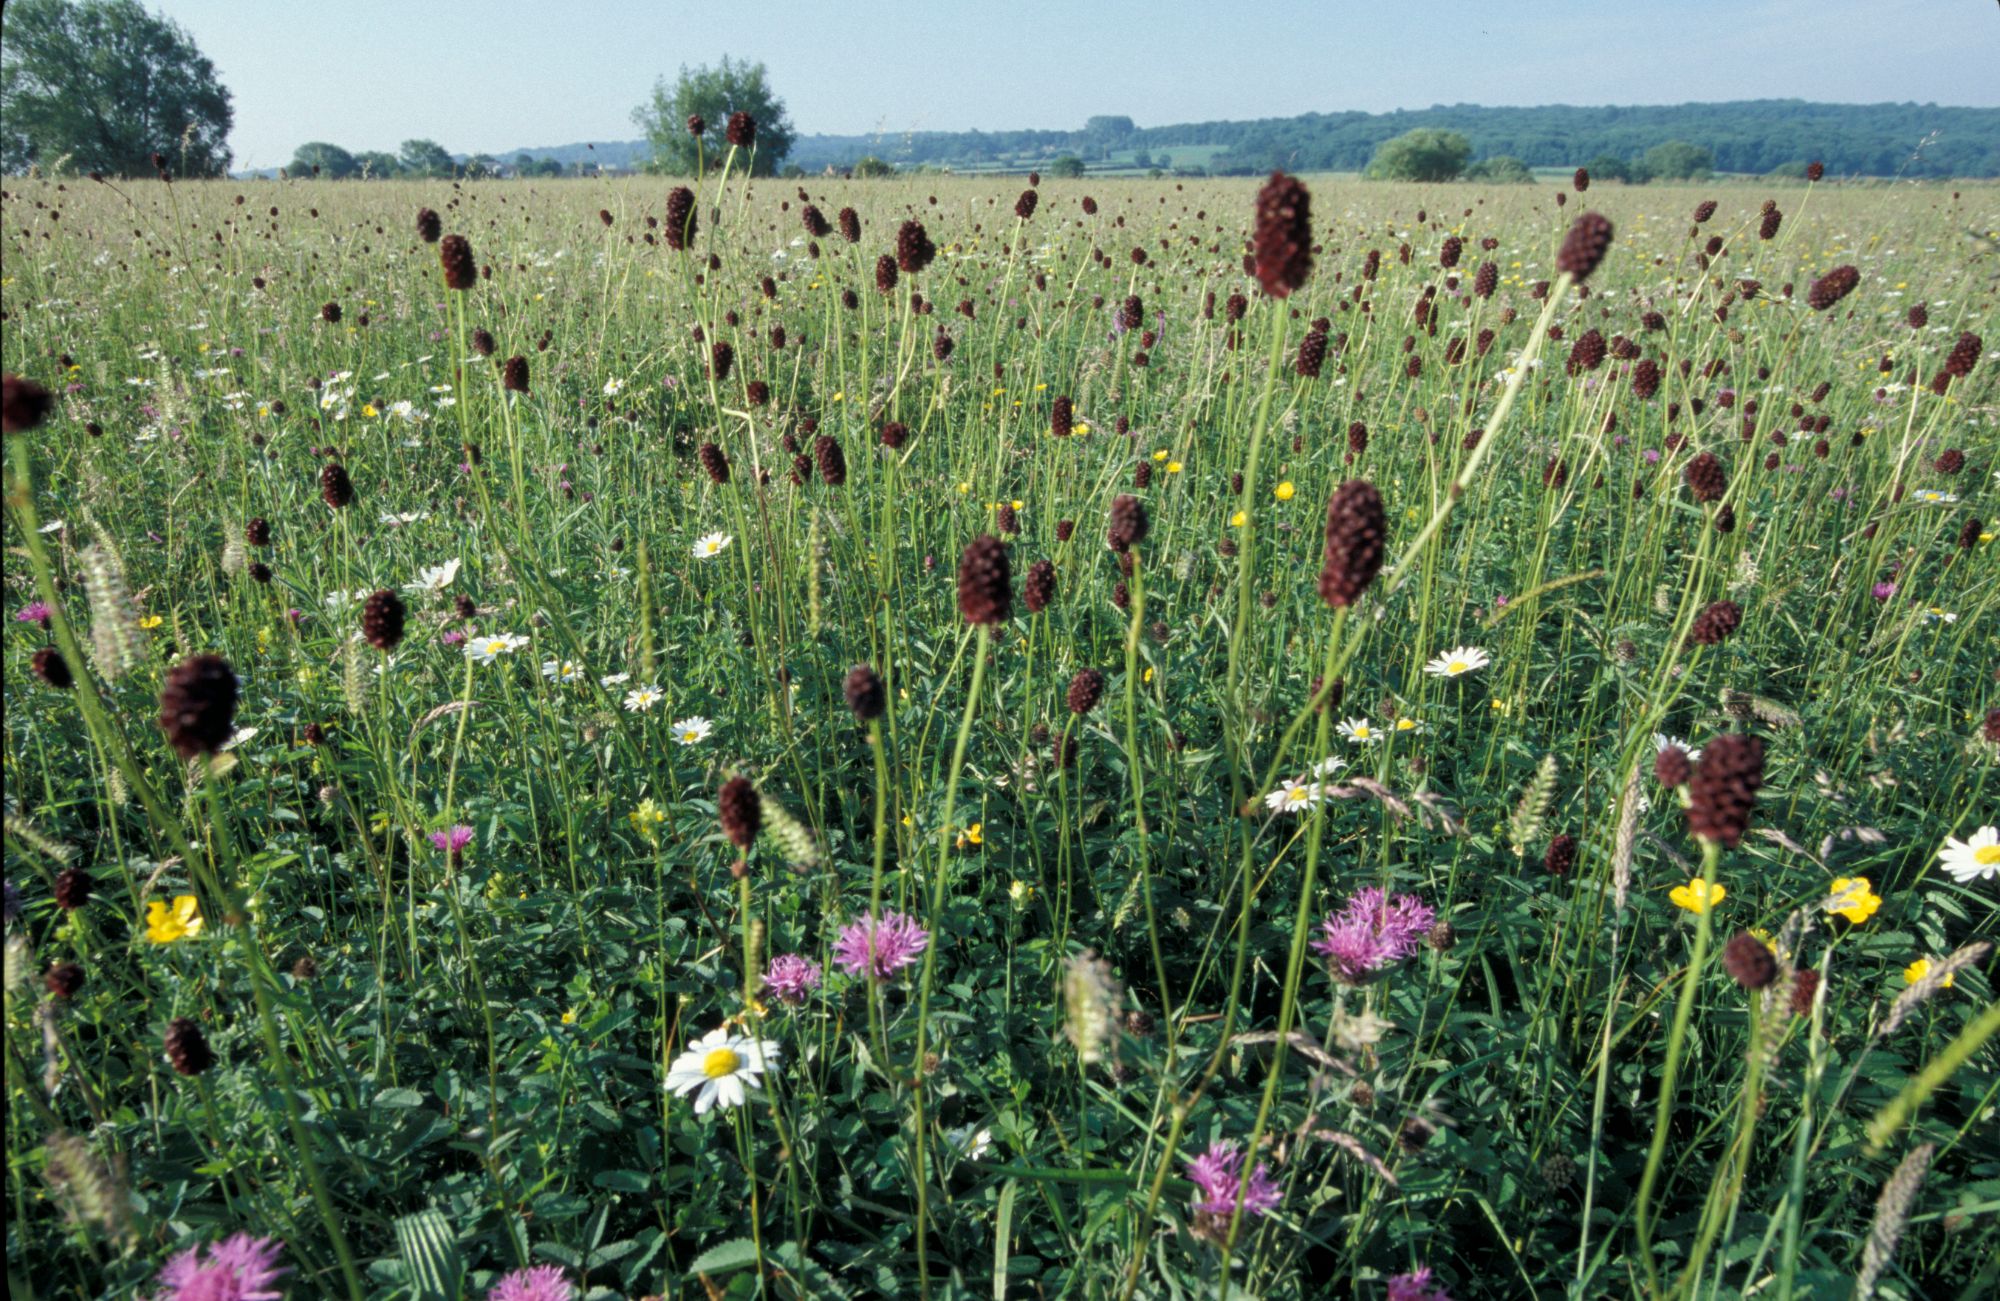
[1644,138,1715,180]
[0,0,232,176]
[1463,154,1535,184]
[288,140,358,179]
[1584,152,1636,183]
[1366,128,1472,181]
[1,174,1993,1299]
[630,55,797,176]
[850,154,895,178]
[400,138,455,178]
[1049,153,1086,178]
[353,150,402,180]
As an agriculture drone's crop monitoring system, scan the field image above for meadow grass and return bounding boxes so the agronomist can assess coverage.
[2,169,1996,1299]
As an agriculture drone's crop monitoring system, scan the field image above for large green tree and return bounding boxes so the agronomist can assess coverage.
[288,141,357,179]
[1643,139,1713,180]
[631,56,796,176]
[0,0,232,176]
[1365,129,1472,182]
[399,138,454,178]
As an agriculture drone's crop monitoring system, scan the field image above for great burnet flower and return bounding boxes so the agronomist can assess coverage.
[665,1026,780,1115]
[1424,645,1490,678]
[145,895,203,943]
[833,910,929,978]
[1937,824,1999,883]
[1311,887,1435,984]
[1185,1140,1283,1217]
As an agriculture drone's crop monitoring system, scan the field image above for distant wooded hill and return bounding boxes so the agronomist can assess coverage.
[492,101,1997,179]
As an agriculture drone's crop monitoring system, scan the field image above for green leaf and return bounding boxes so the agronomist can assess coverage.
[686,1237,762,1277]
[392,1207,463,1301]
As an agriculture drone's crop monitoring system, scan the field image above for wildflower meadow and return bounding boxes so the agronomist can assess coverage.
[3,156,1996,1298]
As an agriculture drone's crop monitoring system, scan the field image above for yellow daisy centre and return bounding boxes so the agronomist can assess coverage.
[1974,844,2000,865]
[702,1048,742,1078]
[1354,726,1370,738]
[1287,787,1309,803]
[1447,660,1468,674]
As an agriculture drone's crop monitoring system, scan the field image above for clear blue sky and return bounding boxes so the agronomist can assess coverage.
[145,0,2000,169]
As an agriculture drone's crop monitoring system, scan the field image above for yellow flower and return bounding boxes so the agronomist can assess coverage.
[1010,499,1024,511]
[1074,421,1091,435]
[1273,481,1295,502]
[1749,927,1778,954]
[1669,877,1726,915]
[560,1008,578,1025]
[1009,879,1035,907]
[361,403,379,419]
[137,615,164,630]
[1152,449,1169,461]
[956,482,972,495]
[1166,460,1183,474]
[1826,876,1882,924]
[1230,510,1247,528]
[956,822,984,850]
[1902,958,1952,988]
[629,798,666,844]
[145,895,203,943]
[1143,666,1155,683]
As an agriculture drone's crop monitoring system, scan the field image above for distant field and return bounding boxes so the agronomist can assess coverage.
[3,171,1994,1300]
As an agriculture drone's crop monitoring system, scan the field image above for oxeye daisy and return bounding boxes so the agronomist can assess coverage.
[403,558,460,595]
[1937,824,1999,883]
[541,658,585,684]
[1393,716,1424,735]
[599,672,630,687]
[672,715,714,745]
[623,684,664,713]
[692,531,732,560]
[1424,645,1490,678]
[1654,732,1704,762]
[1338,716,1379,745]
[664,1026,779,1115]
[466,632,527,664]
[1264,778,1323,813]
[1310,755,1348,779]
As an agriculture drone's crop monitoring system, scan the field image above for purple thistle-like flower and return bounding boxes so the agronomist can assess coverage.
[1386,1267,1455,1301]
[1185,1140,1283,1218]
[153,1233,289,1300]
[1870,581,1896,601]
[430,825,474,854]
[763,954,823,1005]
[833,910,929,979]
[16,601,52,625]
[487,1265,574,1301]
[1310,887,1435,985]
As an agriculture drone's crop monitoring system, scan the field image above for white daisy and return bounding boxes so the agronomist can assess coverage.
[1424,645,1491,678]
[945,1123,993,1161]
[600,672,631,688]
[664,1027,780,1115]
[404,558,460,595]
[693,531,732,560]
[465,632,527,664]
[1937,825,2000,884]
[1653,733,1703,762]
[1393,716,1424,736]
[542,659,585,684]
[602,377,624,397]
[1264,778,1323,813]
[623,684,664,712]
[1911,489,1958,505]
[672,715,714,746]
[1310,755,1348,779]
[1338,717,1380,745]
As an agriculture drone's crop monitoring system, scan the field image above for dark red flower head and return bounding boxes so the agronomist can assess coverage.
[1556,212,1614,281]
[957,534,1012,626]
[1318,480,1386,608]
[1,374,55,434]
[158,654,239,759]
[439,234,477,290]
[1252,171,1312,298]
[725,112,756,149]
